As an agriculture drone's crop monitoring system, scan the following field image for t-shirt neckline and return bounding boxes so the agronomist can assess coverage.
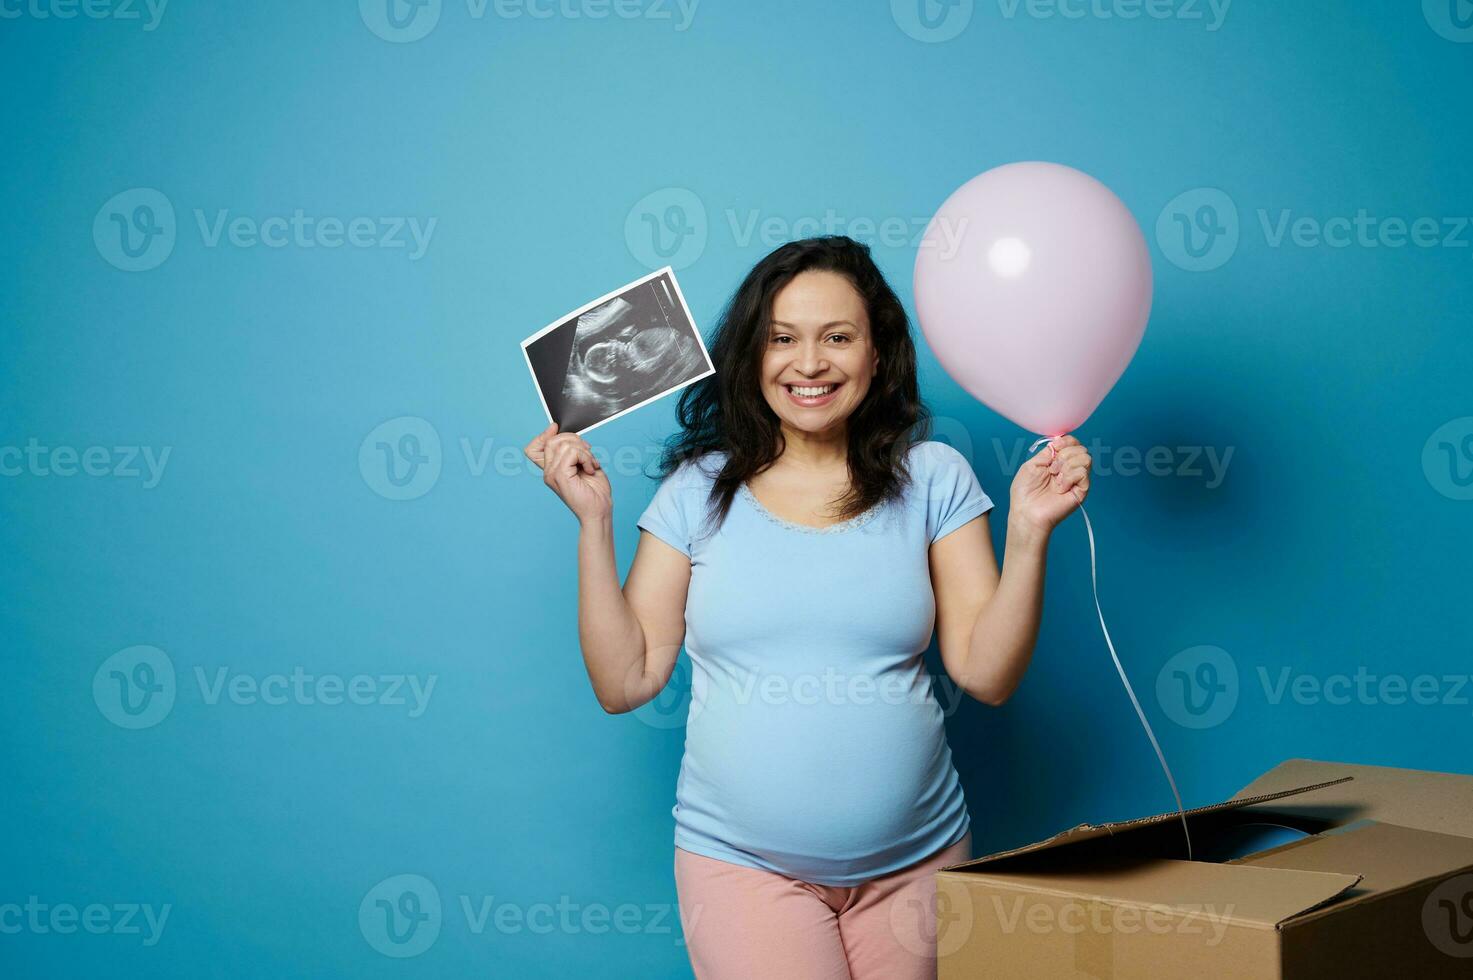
[737,481,884,535]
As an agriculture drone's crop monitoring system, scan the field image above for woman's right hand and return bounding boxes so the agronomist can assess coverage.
[524,422,612,524]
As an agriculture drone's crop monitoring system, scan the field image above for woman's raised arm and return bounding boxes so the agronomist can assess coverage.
[931,435,1093,706]
[524,423,689,714]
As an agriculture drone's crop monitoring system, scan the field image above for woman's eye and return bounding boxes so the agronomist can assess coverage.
[769,334,850,345]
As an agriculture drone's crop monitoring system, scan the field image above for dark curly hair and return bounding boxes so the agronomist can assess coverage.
[650,235,937,542]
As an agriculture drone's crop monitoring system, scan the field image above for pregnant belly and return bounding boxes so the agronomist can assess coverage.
[677,682,961,865]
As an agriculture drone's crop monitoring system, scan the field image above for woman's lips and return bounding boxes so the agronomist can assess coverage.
[784,382,843,407]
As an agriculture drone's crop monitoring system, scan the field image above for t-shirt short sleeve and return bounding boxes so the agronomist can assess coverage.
[926,442,994,543]
[636,461,700,557]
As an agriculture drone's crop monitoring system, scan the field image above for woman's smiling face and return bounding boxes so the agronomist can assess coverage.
[760,269,878,438]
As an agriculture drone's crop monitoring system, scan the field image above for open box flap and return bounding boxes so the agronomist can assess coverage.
[939,775,1353,873]
[1233,758,1473,839]
[1231,817,1473,915]
[937,857,1362,928]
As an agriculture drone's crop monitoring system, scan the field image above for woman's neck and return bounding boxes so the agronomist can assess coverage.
[775,422,848,472]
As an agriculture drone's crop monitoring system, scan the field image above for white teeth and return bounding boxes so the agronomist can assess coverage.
[789,385,835,397]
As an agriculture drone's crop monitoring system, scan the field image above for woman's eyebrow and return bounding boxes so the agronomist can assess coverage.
[769,319,860,330]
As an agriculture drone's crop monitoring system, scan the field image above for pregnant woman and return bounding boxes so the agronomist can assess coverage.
[524,236,1091,979]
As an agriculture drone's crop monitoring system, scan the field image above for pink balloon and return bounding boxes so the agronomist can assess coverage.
[913,162,1153,437]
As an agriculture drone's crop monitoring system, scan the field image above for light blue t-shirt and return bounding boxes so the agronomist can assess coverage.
[635,440,995,886]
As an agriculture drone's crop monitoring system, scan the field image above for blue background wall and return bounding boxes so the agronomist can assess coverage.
[3,1,1471,976]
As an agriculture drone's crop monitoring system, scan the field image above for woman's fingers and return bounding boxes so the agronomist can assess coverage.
[1047,447,1087,471]
[545,439,600,485]
[523,422,559,468]
[540,433,599,469]
[1057,464,1090,493]
[1053,445,1090,466]
[1051,434,1082,451]
[542,440,568,482]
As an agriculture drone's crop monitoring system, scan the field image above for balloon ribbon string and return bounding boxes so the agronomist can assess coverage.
[1030,436,1193,860]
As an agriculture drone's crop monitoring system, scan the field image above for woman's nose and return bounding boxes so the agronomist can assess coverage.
[795,342,828,374]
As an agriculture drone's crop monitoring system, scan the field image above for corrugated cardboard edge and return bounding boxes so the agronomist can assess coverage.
[938,776,1355,874]
[1233,758,1473,838]
[932,864,1364,930]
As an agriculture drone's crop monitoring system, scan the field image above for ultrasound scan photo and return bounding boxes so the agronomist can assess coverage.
[521,269,714,434]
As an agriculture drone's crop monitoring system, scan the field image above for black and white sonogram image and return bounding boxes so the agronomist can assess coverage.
[521,268,714,435]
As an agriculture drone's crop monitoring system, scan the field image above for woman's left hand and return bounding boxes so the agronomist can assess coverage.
[1009,434,1092,535]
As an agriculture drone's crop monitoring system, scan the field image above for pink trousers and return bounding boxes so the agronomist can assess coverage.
[674,830,972,980]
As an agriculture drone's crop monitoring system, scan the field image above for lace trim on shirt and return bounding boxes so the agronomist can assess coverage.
[738,482,884,535]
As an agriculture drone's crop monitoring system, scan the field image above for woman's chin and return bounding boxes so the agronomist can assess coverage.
[780,415,848,436]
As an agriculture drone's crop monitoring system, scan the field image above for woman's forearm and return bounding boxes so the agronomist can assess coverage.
[958,517,1051,705]
[575,515,649,712]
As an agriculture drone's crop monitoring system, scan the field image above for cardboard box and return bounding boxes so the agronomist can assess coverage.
[934,759,1473,978]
